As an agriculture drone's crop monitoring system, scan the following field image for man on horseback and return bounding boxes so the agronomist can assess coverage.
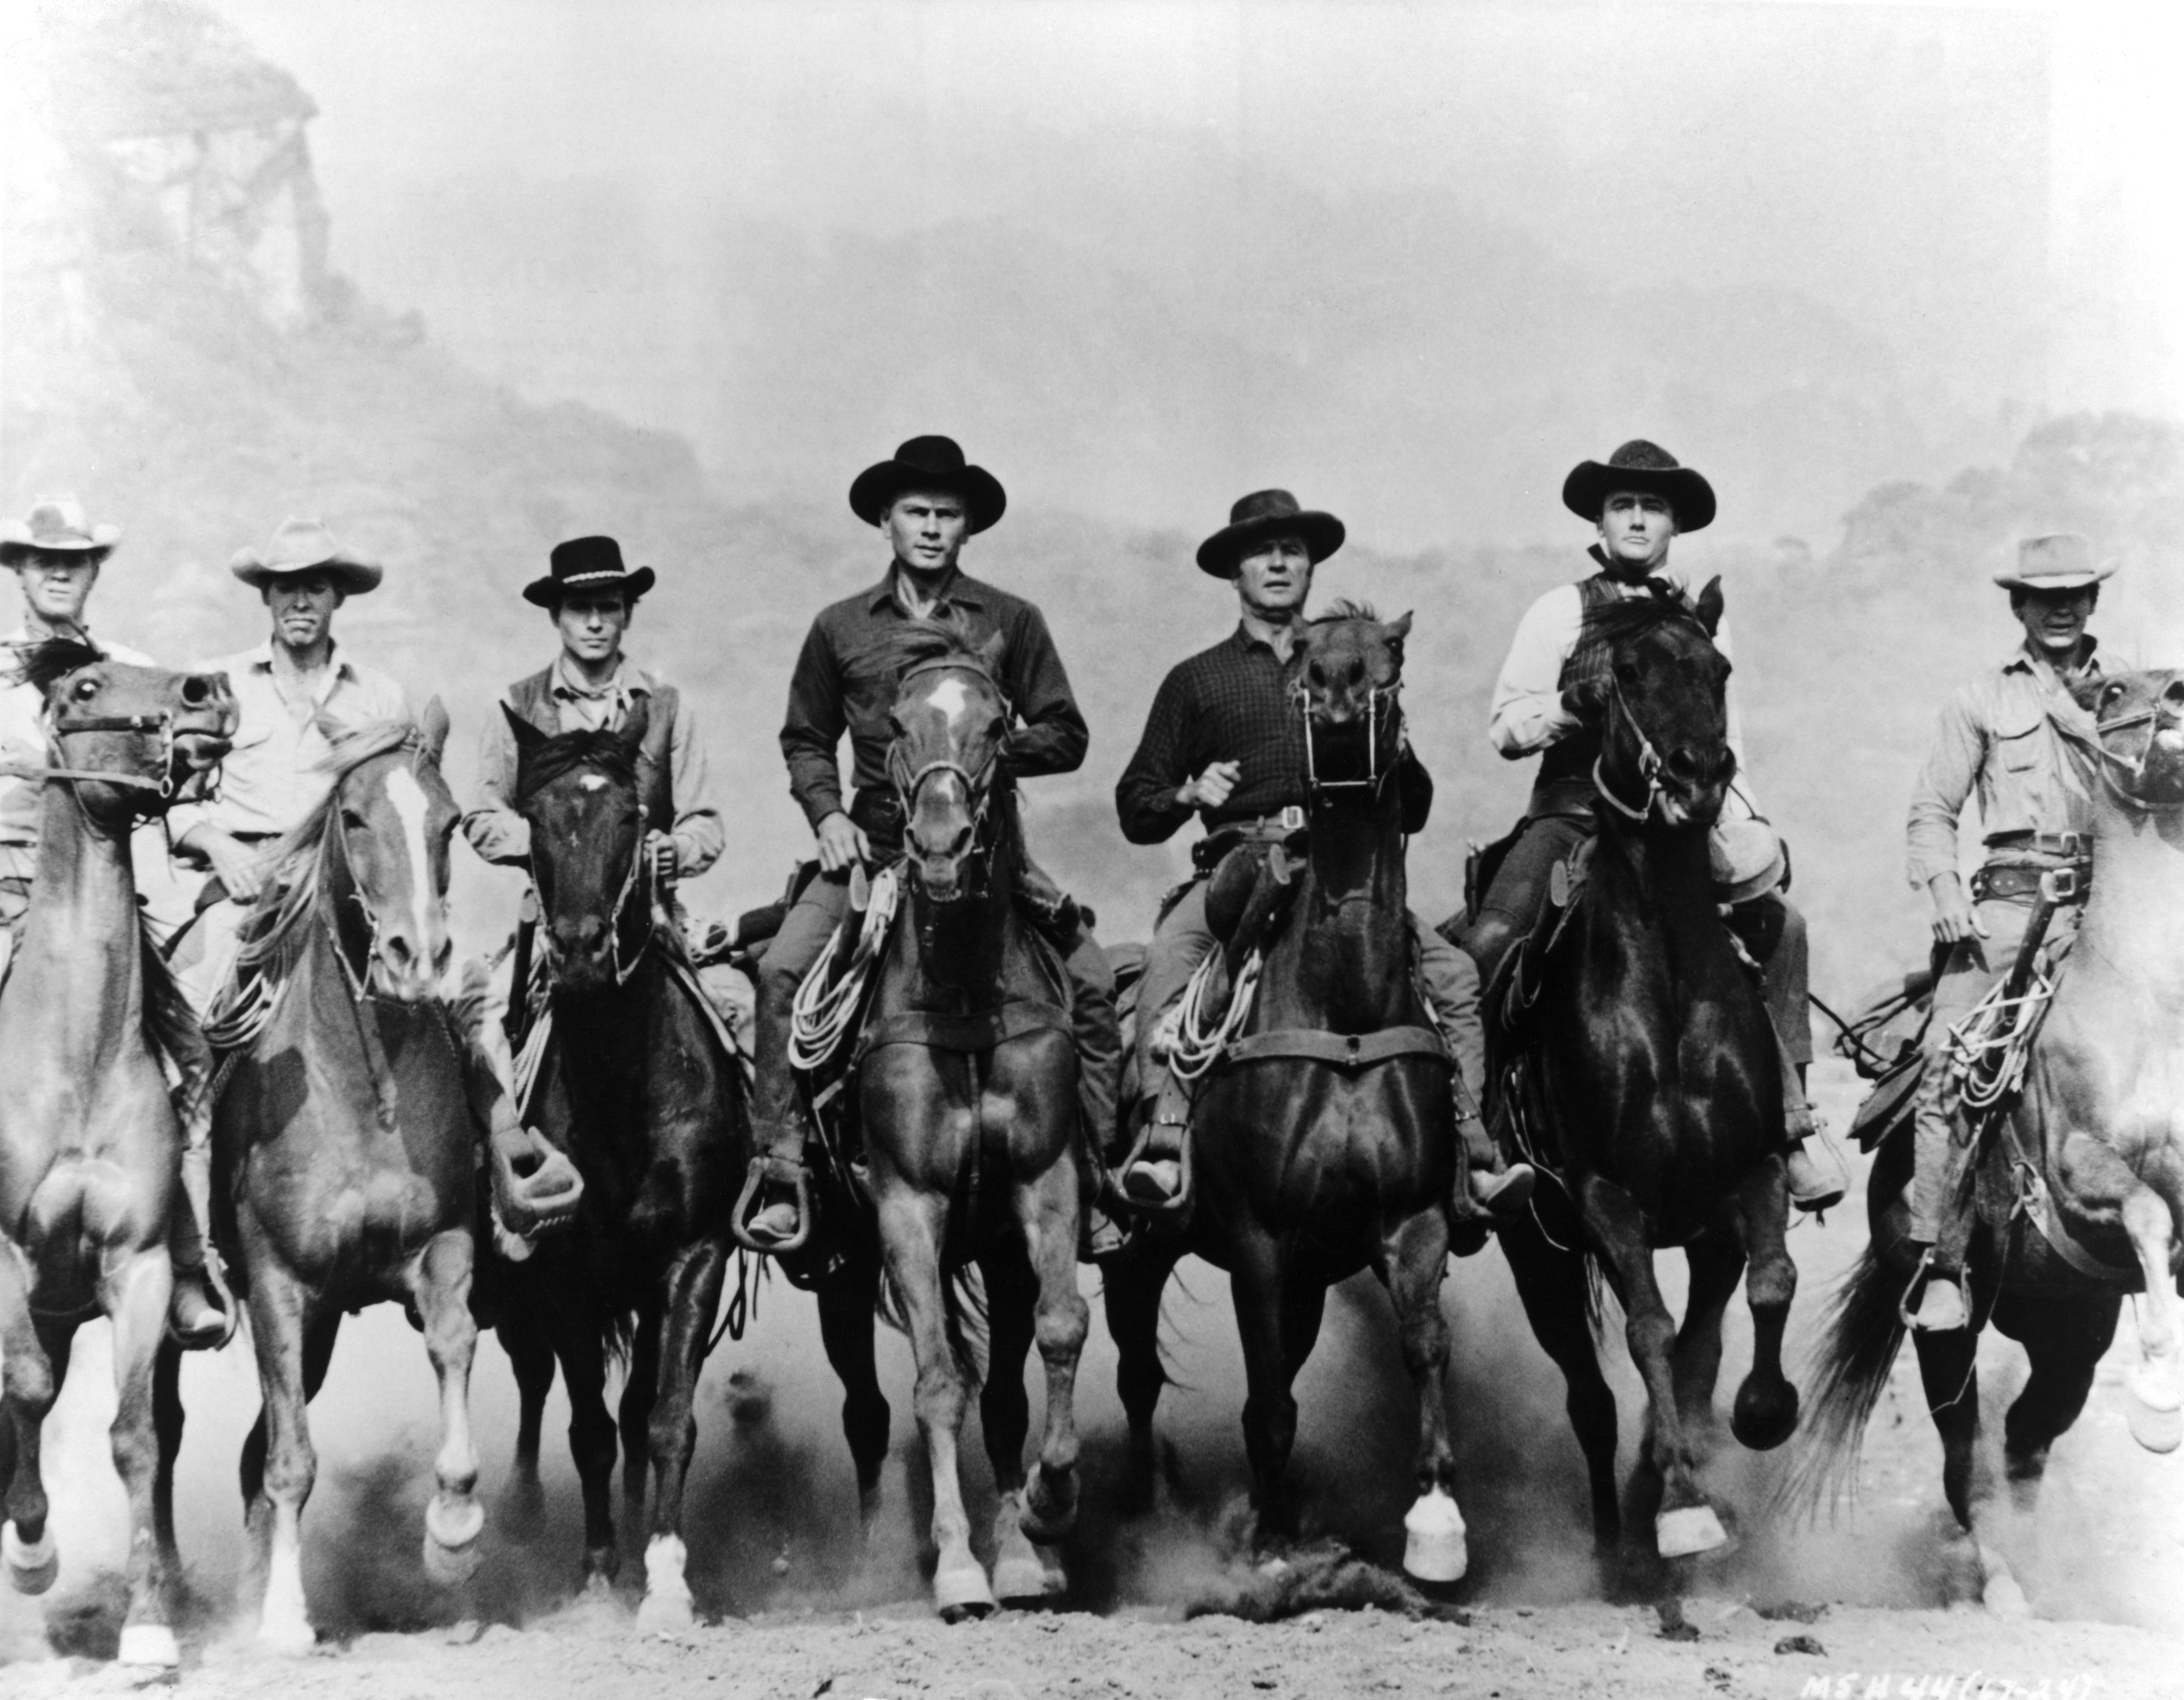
[1458,440,1846,1212]
[0,495,231,1347]
[1900,532,2109,1332]
[739,435,1120,1252]
[1113,488,1531,1221]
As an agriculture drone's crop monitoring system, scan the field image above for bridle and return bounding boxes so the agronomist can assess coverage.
[889,657,1009,884]
[1292,678,1403,803]
[1592,675,1671,824]
[2087,681,2184,815]
[325,731,455,1000]
[532,798,658,987]
[3,709,186,800]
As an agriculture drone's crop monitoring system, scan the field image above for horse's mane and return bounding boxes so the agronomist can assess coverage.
[229,717,440,981]
[1587,586,1715,654]
[1309,599,1381,626]
[514,723,640,805]
[10,637,111,696]
[882,607,994,681]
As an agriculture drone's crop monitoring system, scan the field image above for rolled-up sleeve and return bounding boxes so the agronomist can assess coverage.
[1115,668,1196,845]
[779,618,849,832]
[998,604,1089,779]
[460,704,532,867]
[665,691,724,877]
[1906,687,1985,890]
[1487,584,1582,759]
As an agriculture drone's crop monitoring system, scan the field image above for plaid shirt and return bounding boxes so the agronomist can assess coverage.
[779,567,1088,851]
[1116,623,1433,844]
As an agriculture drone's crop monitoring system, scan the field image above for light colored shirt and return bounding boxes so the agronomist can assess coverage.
[1904,643,2101,891]
[166,640,412,848]
[1486,565,1748,767]
[462,653,724,876]
[0,623,156,851]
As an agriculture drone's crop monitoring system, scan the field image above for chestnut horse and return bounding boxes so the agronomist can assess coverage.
[0,642,233,1669]
[1799,668,2184,1612]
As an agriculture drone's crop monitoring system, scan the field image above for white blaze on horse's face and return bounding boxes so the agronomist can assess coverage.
[926,676,971,723]
[375,764,451,1001]
[897,663,1002,901]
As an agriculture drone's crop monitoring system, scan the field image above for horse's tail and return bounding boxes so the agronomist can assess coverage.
[877,1262,991,1393]
[1781,1243,1908,1517]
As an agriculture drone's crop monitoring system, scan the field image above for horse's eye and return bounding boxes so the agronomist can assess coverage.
[72,677,98,701]
[340,808,367,830]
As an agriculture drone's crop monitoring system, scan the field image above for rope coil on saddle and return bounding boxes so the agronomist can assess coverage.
[786,863,901,1075]
[1163,946,1263,1082]
[1944,961,2057,1114]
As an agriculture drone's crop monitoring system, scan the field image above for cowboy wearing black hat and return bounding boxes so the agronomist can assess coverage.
[1455,440,1844,1210]
[463,535,719,882]
[1113,490,1533,1224]
[738,435,1121,1254]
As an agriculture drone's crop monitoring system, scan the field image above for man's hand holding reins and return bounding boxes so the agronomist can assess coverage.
[184,824,271,904]
[645,829,680,881]
[1178,760,1241,813]
[1561,678,1608,723]
[814,809,870,873]
[1927,871,1986,944]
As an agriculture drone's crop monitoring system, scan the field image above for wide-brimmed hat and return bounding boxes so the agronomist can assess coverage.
[230,517,383,595]
[522,535,656,608]
[1195,489,1346,579]
[1562,440,1716,533]
[849,435,1007,534]
[0,494,122,564]
[1710,816,1787,906]
[1993,532,2114,594]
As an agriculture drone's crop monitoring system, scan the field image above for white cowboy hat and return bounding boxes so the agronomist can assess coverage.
[0,494,122,563]
[230,517,383,595]
[1992,532,2115,594]
[1710,816,1787,906]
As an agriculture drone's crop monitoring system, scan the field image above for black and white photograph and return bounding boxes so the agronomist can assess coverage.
[1,1,2180,1695]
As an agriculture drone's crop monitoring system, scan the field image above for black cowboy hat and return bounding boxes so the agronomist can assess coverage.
[1561,440,1716,533]
[522,535,657,608]
[1195,488,1346,579]
[849,435,1007,534]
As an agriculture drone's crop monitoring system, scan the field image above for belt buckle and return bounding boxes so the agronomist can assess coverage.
[1275,806,1306,833]
[2050,831,2086,859]
[2040,865,2082,904]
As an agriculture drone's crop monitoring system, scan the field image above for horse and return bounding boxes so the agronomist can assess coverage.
[0,641,233,1669]
[841,618,1089,1620]
[480,700,751,1628]
[1798,667,2184,1611]
[1473,583,1800,1582]
[191,706,499,1652]
[1101,604,1472,1578]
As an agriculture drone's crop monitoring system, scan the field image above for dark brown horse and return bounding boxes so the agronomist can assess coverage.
[0,643,233,1669]
[199,709,493,1652]
[1476,585,1799,1579]
[1103,606,1471,1577]
[846,621,1088,1619]
[480,702,750,1628]
[1798,668,2184,1613]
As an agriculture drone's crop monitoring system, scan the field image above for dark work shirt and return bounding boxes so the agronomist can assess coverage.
[779,567,1089,851]
[1115,623,1434,845]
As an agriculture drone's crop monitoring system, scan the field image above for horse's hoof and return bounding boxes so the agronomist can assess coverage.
[1402,1488,1469,1584]
[637,1535,694,1633]
[1021,1469,1079,1545]
[1982,1568,2031,1619]
[423,1530,482,1587]
[991,1545,1067,1606]
[1654,1505,1728,1559]
[256,1617,317,1657]
[636,1589,695,1634]
[2,1523,57,1595]
[933,1556,996,1621]
[426,1491,486,1553]
[117,1624,181,1669]
[1731,1379,1800,1453]
[2126,1366,2182,1454]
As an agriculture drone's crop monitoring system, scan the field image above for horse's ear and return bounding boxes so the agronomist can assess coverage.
[1694,576,1726,638]
[501,701,546,750]
[417,696,450,764]
[1386,610,1414,650]
[618,692,652,755]
[975,628,1007,678]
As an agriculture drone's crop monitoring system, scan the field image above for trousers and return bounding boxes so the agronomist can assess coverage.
[751,860,1123,1162]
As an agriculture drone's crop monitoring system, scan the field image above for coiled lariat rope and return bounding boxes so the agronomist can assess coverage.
[1163,946,1263,1083]
[1945,964,2056,1114]
[787,864,901,1075]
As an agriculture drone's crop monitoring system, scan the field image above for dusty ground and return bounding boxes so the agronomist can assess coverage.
[3,1064,2179,1697]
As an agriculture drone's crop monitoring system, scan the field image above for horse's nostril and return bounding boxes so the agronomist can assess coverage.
[432,939,453,977]
[382,935,414,968]
[181,676,210,705]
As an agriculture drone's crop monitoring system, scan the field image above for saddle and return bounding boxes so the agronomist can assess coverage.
[1489,837,1597,1038]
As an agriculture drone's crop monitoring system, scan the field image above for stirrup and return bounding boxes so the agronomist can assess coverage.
[732,1154,813,1256]
[167,1261,238,1353]
[1898,1246,1968,1333]
[1111,1115,1194,1220]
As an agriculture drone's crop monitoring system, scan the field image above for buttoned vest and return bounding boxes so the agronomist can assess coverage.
[506,667,678,832]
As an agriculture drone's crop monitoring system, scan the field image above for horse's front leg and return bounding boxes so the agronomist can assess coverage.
[0,1242,64,1597]
[2120,1181,2183,1452]
[103,1247,181,1668]
[1727,1157,1799,1451]
[1574,1174,1725,1560]
[1102,1236,1182,1516]
[408,1228,485,1586]
[636,1235,728,1633]
[815,1247,890,1541]
[874,1177,991,1620]
[1232,1234,1325,1556]
[241,1262,324,1655]
[1014,1139,1089,1555]
[977,1247,1059,1607]
[1378,1204,1466,1583]
[545,1298,620,1589]
[1672,1230,1745,1460]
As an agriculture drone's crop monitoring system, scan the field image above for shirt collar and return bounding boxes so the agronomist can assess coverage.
[551,652,653,699]
[2003,637,2101,680]
[863,566,988,614]
[244,638,356,681]
[1229,622,1291,660]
